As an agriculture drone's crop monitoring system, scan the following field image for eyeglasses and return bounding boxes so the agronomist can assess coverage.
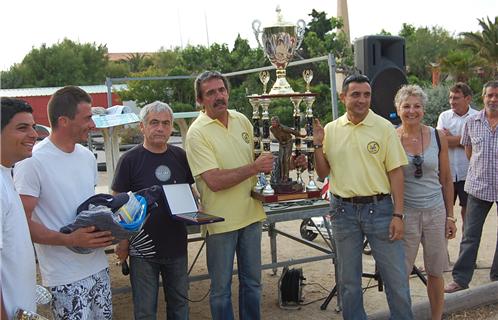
[342,74,370,88]
[412,155,424,178]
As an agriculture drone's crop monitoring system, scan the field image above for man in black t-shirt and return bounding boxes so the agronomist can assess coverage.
[112,101,193,320]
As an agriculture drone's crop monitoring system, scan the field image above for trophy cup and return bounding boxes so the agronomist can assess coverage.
[259,71,270,95]
[249,8,322,202]
[303,69,313,93]
[252,6,305,95]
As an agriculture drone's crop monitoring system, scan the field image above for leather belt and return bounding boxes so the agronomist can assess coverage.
[332,193,390,204]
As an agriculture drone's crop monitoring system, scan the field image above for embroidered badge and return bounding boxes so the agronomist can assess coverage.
[242,132,250,144]
[367,141,380,154]
[155,165,171,182]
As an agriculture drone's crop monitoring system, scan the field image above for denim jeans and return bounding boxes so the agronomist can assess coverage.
[330,197,413,320]
[206,222,262,320]
[129,255,189,320]
[452,195,498,287]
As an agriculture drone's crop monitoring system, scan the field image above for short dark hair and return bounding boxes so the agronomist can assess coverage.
[194,71,230,102]
[47,86,92,129]
[450,82,472,97]
[482,80,498,96]
[1,97,33,131]
[342,73,370,93]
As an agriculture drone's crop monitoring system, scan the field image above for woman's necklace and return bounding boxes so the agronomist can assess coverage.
[401,126,424,155]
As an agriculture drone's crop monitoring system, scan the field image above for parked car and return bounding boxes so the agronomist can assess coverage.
[34,124,51,141]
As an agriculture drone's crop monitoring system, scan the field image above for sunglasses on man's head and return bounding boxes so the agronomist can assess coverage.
[412,155,424,179]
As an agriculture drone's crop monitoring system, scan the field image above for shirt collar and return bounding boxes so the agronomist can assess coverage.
[473,109,487,122]
[451,106,473,118]
[338,109,375,127]
[196,109,235,127]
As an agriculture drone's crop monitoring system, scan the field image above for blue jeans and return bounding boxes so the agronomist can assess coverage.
[330,197,413,320]
[206,222,262,320]
[129,255,189,320]
[452,195,498,287]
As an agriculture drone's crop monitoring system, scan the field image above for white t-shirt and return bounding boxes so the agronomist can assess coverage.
[1,165,36,318]
[14,138,108,287]
[436,106,478,182]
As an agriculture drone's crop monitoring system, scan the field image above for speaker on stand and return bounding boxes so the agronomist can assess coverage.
[354,35,408,125]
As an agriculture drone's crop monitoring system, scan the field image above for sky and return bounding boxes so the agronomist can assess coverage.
[1,0,496,71]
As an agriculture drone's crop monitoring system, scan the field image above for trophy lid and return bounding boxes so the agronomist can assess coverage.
[270,5,294,27]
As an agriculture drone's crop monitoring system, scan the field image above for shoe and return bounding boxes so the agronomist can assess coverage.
[444,281,466,293]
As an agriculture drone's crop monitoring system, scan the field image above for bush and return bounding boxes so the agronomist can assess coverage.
[423,84,451,127]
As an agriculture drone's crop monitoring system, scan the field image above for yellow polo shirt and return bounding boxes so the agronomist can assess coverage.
[185,109,265,235]
[322,110,408,197]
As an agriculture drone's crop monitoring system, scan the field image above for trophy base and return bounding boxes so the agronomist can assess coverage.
[251,189,321,203]
[269,77,294,95]
[273,181,304,194]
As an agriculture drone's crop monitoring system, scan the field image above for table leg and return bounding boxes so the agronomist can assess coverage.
[268,222,278,275]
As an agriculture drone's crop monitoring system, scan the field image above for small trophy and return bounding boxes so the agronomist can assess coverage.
[259,71,270,95]
[303,69,313,93]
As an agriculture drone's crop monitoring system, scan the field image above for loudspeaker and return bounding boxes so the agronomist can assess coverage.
[354,35,407,124]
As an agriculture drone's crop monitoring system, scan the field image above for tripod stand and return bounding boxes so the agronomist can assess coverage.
[319,217,340,311]
[320,238,373,310]
[320,239,428,311]
[361,240,428,289]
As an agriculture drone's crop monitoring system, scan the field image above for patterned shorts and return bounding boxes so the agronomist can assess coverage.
[49,268,112,320]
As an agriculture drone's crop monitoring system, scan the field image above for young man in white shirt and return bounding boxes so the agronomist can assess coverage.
[14,87,114,319]
[0,98,37,319]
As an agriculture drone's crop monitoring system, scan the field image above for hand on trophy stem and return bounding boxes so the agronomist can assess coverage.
[313,118,324,144]
[254,152,274,174]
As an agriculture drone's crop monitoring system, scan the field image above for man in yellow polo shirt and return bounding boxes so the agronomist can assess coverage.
[185,71,274,320]
[314,74,413,320]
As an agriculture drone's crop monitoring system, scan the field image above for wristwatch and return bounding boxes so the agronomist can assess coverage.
[392,213,404,220]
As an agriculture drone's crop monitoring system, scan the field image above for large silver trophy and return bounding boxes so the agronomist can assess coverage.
[252,6,306,95]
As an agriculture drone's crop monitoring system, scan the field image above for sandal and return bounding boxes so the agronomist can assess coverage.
[444,281,466,293]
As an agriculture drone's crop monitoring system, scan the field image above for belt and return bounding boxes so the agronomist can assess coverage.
[332,193,390,204]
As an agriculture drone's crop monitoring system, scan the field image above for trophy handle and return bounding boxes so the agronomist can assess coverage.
[252,19,263,48]
[296,19,306,50]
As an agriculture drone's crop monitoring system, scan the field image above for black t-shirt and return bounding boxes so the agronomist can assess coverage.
[111,144,194,259]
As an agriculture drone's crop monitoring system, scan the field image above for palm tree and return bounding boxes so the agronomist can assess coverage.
[460,16,498,77]
[440,49,484,82]
[121,53,151,73]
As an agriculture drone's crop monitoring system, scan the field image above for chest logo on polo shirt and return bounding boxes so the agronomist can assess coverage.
[367,141,380,154]
[242,132,250,144]
[155,165,171,182]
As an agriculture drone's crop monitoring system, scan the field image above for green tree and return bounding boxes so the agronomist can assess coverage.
[460,16,498,77]
[0,39,108,88]
[401,24,458,81]
[104,61,130,78]
[152,48,182,72]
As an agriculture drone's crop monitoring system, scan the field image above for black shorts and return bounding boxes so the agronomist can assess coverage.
[453,181,468,207]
